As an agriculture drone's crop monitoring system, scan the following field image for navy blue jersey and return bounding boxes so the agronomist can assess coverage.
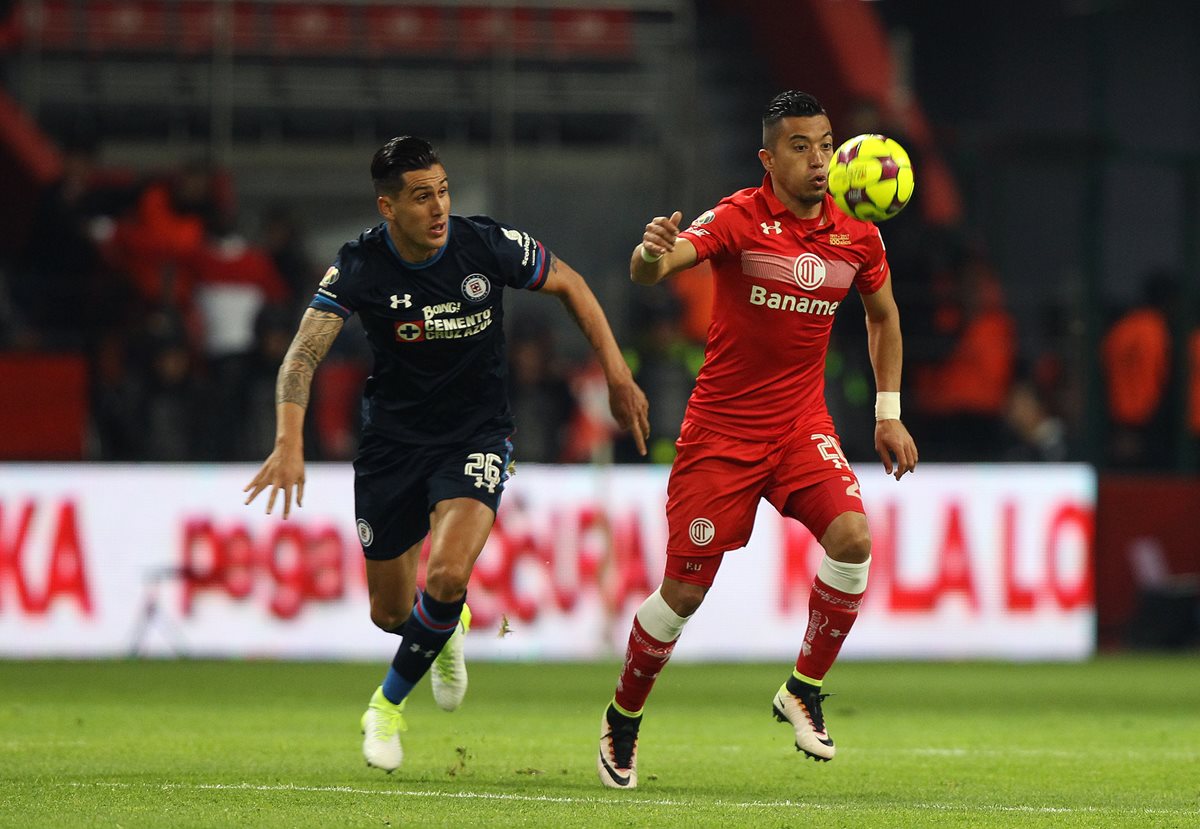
[309,215,551,445]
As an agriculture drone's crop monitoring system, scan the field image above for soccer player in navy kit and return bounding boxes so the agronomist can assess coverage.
[244,136,650,773]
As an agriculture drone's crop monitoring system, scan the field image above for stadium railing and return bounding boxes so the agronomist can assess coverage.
[2,0,693,146]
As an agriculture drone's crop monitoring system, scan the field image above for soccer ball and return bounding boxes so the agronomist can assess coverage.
[827,134,914,222]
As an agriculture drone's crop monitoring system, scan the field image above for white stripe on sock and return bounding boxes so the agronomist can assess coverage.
[816,555,870,594]
[634,587,689,642]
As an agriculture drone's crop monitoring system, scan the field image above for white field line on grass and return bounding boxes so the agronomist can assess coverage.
[66,782,1199,817]
[19,741,1198,761]
[873,747,1200,760]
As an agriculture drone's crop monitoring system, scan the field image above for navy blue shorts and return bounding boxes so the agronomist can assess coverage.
[352,429,513,561]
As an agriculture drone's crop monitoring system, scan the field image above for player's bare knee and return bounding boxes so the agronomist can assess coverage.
[424,562,470,602]
[661,580,707,617]
[369,603,409,632]
[828,530,872,564]
[819,513,872,564]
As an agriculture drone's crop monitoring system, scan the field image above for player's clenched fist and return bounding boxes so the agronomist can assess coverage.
[642,210,684,258]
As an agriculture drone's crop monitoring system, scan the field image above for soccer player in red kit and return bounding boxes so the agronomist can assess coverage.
[597,91,918,789]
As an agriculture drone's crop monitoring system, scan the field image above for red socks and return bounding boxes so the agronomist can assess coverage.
[794,577,864,683]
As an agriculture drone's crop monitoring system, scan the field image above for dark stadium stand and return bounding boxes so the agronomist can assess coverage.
[2,1,673,144]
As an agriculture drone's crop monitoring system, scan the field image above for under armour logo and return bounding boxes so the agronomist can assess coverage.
[761,221,782,235]
[390,294,412,309]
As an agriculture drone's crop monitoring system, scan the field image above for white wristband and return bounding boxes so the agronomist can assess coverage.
[875,392,901,422]
[640,246,663,263]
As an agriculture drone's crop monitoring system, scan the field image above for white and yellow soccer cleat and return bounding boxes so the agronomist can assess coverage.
[597,704,641,789]
[772,683,836,761]
[431,603,471,712]
[361,686,407,772]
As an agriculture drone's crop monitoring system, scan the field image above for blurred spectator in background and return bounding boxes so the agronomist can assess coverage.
[138,311,210,461]
[559,357,621,464]
[191,229,290,372]
[666,259,714,346]
[211,303,316,461]
[87,330,145,460]
[259,202,321,312]
[912,247,1016,461]
[1100,270,1176,469]
[1002,376,1070,463]
[1026,301,1080,433]
[308,355,367,462]
[822,328,876,462]
[111,159,224,310]
[615,296,700,464]
[506,316,576,463]
[6,130,134,350]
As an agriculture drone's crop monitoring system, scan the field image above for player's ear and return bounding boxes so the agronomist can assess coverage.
[758,147,773,173]
[376,195,393,221]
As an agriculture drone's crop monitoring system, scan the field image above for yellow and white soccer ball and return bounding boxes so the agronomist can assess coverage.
[827,134,915,222]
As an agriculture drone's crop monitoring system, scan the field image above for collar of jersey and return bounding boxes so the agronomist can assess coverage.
[759,173,833,232]
[384,220,451,269]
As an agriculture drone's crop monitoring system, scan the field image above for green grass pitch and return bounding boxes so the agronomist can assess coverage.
[2,656,1198,828]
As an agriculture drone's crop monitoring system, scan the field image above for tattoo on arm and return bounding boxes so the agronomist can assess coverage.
[276,309,344,408]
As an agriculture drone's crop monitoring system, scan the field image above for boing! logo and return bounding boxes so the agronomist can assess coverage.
[793,253,827,290]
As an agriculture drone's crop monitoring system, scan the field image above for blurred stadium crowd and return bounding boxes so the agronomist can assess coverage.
[0,0,1196,471]
[2,133,1195,470]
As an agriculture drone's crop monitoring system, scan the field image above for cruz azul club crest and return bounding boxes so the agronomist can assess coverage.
[461,274,491,302]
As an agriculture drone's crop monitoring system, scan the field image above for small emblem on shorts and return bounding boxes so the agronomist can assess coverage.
[689,517,715,546]
[461,273,491,302]
[320,266,339,287]
[356,519,374,547]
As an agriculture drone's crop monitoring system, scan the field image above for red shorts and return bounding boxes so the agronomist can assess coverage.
[663,420,865,587]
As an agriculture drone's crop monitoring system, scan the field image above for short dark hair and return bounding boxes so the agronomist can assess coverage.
[371,136,441,196]
[762,90,826,148]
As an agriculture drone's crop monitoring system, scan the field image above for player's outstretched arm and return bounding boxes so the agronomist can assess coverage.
[540,254,651,456]
[861,276,918,480]
[630,211,698,285]
[243,308,345,517]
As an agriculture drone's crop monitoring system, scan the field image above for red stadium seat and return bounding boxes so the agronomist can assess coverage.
[363,5,448,57]
[454,6,542,58]
[14,0,83,51]
[177,1,263,56]
[549,9,633,60]
[267,3,353,56]
[83,0,170,54]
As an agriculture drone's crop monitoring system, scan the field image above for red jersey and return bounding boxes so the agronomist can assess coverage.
[678,174,890,440]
